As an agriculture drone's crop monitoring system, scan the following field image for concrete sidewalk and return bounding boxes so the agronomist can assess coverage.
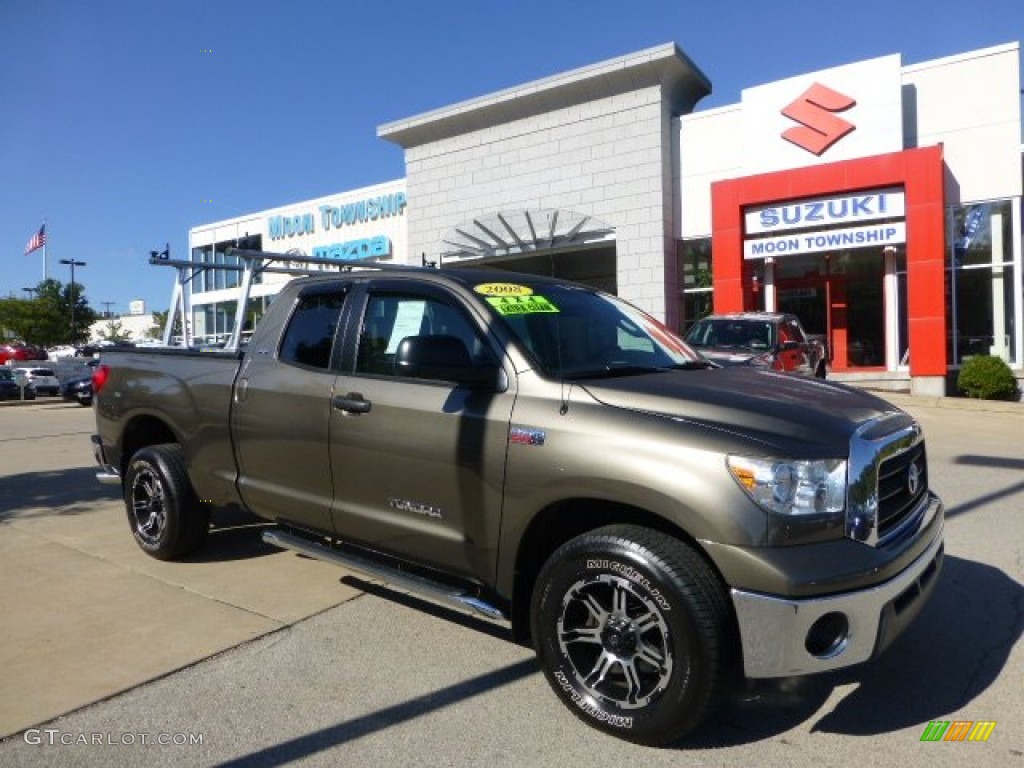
[0,404,359,739]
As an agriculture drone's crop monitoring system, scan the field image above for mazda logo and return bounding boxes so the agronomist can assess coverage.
[907,461,921,496]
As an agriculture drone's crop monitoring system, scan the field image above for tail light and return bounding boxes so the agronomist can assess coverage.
[91,364,111,394]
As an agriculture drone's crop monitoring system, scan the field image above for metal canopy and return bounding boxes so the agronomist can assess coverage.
[440,209,614,262]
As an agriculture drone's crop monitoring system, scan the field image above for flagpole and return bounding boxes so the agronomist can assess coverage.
[43,218,48,281]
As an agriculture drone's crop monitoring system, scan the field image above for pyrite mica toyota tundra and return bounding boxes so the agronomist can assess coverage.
[92,263,943,746]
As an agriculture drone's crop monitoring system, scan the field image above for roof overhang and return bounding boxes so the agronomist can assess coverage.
[379,43,712,148]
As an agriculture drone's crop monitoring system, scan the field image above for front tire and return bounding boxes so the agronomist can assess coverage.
[124,444,209,560]
[531,525,734,746]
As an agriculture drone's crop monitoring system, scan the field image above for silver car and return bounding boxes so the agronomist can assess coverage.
[14,367,60,396]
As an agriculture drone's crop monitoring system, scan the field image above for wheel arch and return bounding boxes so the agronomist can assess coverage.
[118,414,179,478]
[508,498,732,645]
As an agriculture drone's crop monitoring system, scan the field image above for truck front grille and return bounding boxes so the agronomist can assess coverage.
[846,413,927,547]
[877,442,928,540]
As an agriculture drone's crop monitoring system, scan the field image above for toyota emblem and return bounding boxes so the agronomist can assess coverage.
[907,461,921,496]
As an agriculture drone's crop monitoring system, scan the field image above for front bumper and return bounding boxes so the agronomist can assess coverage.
[731,494,944,678]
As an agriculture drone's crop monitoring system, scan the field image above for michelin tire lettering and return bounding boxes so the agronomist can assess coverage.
[554,671,634,729]
[586,559,672,612]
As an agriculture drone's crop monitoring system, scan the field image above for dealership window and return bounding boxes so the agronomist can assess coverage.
[201,303,235,345]
[947,200,1017,366]
[190,234,263,294]
[678,238,712,335]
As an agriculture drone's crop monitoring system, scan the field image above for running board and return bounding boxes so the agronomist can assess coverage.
[262,528,507,623]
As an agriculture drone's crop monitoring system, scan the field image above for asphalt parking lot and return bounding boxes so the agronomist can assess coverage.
[0,396,1021,767]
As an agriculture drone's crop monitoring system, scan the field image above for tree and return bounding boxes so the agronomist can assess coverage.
[96,318,132,343]
[0,282,65,347]
[2,279,100,346]
[149,309,182,340]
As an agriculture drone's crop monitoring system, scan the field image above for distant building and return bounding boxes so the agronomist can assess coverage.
[88,311,157,342]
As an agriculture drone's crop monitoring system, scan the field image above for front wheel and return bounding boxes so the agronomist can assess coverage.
[124,444,209,560]
[531,525,734,746]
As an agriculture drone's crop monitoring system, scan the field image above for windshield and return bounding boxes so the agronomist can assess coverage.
[684,318,776,351]
[475,281,704,378]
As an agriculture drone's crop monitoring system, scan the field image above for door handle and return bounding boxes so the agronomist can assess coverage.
[333,392,372,414]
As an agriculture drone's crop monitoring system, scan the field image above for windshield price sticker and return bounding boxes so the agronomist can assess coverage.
[487,295,560,315]
[474,283,534,297]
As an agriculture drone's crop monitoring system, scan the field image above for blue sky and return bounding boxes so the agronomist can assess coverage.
[2,0,1022,317]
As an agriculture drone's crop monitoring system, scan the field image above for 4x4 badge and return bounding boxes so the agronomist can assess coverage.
[510,426,546,446]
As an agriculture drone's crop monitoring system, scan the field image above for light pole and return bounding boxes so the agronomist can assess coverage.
[59,259,87,343]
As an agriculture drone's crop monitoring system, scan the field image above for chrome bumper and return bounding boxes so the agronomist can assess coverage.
[731,495,944,678]
[91,434,121,485]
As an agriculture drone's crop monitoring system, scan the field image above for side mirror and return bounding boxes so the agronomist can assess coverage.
[395,335,499,389]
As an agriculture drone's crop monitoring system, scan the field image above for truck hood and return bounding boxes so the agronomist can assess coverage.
[579,366,904,455]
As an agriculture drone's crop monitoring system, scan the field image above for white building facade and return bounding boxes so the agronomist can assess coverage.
[187,180,407,344]
[186,41,1022,395]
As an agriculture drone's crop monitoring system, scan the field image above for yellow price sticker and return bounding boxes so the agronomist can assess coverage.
[474,283,534,297]
[486,295,560,315]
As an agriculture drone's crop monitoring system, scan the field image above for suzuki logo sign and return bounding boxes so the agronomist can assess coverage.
[739,54,900,174]
[781,83,857,156]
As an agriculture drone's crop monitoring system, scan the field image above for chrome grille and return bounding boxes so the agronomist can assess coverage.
[846,413,926,547]
[877,442,928,539]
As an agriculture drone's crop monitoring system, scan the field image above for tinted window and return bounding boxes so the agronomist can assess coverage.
[279,291,347,370]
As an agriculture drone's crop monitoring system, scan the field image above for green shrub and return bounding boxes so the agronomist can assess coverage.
[957,355,1019,400]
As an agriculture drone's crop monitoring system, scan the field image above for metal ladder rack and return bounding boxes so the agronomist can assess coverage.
[150,248,433,351]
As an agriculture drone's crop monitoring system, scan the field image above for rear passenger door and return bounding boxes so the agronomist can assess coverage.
[232,283,350,533]
[328,280,516,583]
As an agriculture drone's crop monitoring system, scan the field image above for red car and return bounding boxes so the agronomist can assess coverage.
[0,343,48,364]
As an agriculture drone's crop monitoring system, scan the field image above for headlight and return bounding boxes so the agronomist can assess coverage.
[727,455,846,516]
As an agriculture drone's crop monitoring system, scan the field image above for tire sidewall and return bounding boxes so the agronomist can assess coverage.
[532,535,715,743]
[124,445,203,559]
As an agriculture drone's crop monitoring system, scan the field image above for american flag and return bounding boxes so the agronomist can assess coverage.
[24,224,46,255]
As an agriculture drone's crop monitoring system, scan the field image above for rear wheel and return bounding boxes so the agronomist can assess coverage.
[124,444,209,560]
[531,525,734,746]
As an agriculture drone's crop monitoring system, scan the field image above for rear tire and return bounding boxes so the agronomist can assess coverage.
[531,524,734,746]
[124,444,209,560]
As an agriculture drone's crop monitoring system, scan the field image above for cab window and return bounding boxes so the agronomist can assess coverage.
[279,291,347,370]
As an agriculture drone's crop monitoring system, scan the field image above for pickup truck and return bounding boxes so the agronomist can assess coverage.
[91,261,943,746]
[684,311,828,378]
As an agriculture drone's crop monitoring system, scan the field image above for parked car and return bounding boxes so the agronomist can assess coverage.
[0,368,36,401]
[684,312,828,378]
[47,344,80,360]
[0,343,48,364]
[61,374,93,406]
[12,367,61,396]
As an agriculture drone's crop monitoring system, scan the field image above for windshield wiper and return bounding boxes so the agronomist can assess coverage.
[564,361,712,379]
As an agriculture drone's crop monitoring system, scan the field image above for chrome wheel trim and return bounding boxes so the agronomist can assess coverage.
[130,467,166,547]
[556,573,674,710]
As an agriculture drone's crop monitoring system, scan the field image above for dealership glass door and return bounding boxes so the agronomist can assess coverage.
[774,250,886,371]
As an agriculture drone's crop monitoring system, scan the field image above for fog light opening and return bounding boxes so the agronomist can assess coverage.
[805,612,850,658]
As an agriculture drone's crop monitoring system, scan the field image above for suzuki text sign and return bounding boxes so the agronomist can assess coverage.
[742,54,903,174]
[744,188,906,259]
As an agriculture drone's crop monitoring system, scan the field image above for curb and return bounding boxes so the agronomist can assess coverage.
[862,389,1024,414]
